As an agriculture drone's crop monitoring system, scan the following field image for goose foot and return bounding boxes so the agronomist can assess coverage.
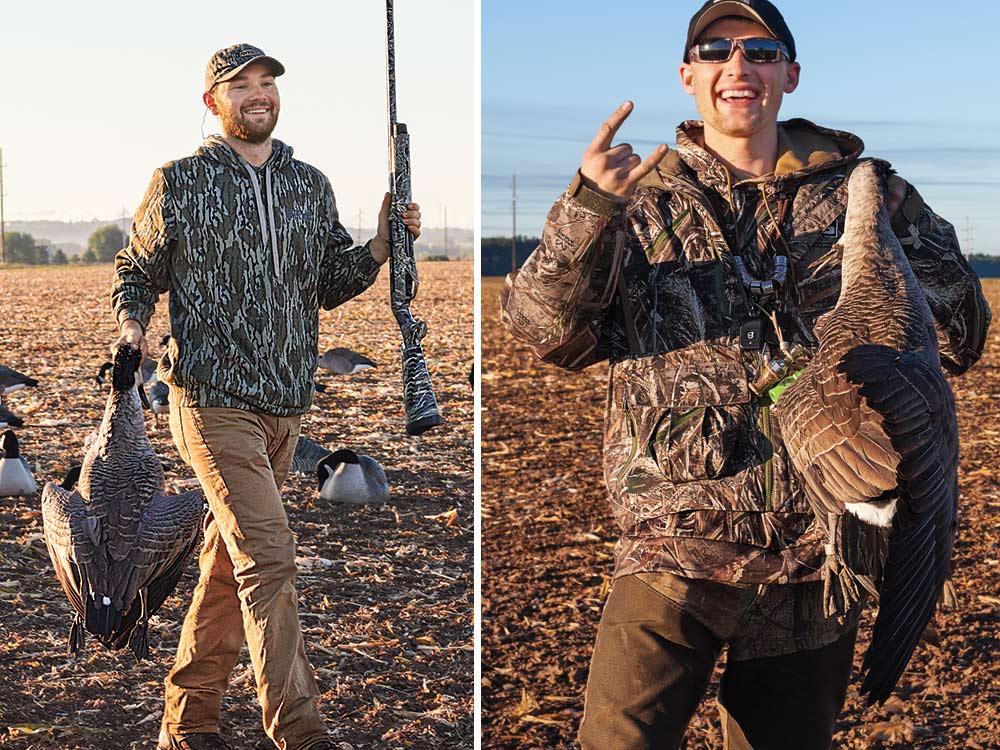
[68,615,85,655]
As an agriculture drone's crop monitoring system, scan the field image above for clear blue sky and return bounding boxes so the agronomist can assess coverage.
[483,0,1000,254]
[0,0,473,230]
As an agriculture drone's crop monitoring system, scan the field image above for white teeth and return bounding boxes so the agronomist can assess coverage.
[721,90,756,100]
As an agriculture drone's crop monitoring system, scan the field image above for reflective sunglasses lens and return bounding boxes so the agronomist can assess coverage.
[742,38,784,63]
[695,39,734,63]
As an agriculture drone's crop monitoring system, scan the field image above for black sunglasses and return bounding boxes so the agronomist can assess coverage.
[688,37,790,64]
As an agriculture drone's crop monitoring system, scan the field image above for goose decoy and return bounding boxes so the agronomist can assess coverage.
[0,430,37,497]
[0,365,38,404]
[41,345,204,661]
[772,160,958,705]
[290,435,332,475]
[0,405,24,429]
[148,379,170,423]
[317,348,377,375]
[95,357,157,387]
[316,449,389,505]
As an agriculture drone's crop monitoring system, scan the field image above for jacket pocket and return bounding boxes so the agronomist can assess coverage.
[643,362,754,483]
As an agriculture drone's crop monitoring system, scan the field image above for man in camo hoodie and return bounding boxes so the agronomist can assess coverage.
[111,44,421,750]
[501,2,990,748]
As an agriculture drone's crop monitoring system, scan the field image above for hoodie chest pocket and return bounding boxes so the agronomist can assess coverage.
[632,362,756,484]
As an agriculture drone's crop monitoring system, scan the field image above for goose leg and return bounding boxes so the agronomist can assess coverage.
[128,588,150,662]
[68,614,85,655]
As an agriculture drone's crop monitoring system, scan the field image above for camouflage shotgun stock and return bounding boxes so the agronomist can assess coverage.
[386,0,442,436]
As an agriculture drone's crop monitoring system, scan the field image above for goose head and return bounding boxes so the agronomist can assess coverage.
[316,449,389,505]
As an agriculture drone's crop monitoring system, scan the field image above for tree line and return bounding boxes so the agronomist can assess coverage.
[1,224,125,265]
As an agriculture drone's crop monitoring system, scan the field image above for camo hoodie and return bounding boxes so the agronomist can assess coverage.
[502,118,990,585]
[112,136,382,416]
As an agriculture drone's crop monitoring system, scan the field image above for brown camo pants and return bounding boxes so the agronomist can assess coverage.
[159,406,327,750]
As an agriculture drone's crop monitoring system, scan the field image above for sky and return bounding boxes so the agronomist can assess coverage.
[483,0,1000,254]
[0,0,474,231]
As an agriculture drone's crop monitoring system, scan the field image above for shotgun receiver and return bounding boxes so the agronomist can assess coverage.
[387,0,442,436]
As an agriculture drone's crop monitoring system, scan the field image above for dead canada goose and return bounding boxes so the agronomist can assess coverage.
[772,160,958,705]
[41,345,204,660]
[316,449,389,505]
[317,347,377,375]
[0,430,37,497]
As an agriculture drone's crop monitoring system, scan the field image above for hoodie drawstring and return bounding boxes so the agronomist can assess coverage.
[243,163,282,278]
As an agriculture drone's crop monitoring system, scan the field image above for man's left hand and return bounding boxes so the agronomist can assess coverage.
[371,193,421,264]
[887,175,907,217]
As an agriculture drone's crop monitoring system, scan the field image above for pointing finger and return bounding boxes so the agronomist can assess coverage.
[627,144,668,186]
[588,101,634,154]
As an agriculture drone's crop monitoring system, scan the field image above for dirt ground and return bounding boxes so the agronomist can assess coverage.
[482,275,1000,749]
[0,261,473,750]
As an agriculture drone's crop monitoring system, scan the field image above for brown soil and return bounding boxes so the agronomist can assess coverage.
[482,275,1000,749]
[0,262,473,750]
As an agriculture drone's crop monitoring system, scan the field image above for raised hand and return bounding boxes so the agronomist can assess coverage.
[580,101,668,199]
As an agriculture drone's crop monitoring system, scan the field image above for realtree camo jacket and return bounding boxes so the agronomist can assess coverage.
[112,136,381,417]
[501,118,990,586]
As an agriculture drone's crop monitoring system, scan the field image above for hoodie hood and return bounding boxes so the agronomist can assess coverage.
[196,136,295,278]
[640,118,864,194]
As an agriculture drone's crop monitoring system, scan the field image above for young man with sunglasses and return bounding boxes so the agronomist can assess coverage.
[501,1,990,748]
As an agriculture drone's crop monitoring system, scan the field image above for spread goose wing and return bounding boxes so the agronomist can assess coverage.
[773,345,900,516]
[105,489,204,649]
[840,345,959,704]
[41,482,96,620]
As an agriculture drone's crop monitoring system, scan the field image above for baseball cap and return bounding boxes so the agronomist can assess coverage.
[205,43,285,92]
[684,0,796,62]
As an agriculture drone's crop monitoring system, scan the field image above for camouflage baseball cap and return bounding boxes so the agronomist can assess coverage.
[205,43,285,92]
[684,0,796,62]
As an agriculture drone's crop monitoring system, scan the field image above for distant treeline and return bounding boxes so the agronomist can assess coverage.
[481,237,539,277]
[969,254,1000,278]
[482,239,1000,278]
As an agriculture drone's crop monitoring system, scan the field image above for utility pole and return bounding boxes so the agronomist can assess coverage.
[962,217,974,254]
[511,174,517,273]
[443,205,448,255]
[356,208,364,242]
[0,148,6,264]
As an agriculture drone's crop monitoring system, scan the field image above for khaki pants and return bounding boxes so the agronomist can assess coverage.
[579,574,858,750]
[160,406,326,750]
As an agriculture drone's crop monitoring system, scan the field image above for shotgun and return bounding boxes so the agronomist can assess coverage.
[386,0,442,436]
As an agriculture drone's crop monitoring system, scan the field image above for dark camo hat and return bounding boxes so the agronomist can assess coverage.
[684,0,796,62]
[205,43,285,92]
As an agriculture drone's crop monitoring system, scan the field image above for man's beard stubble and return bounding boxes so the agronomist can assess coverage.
[219,105,278,144]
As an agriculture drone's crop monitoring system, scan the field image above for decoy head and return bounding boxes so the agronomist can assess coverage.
[315,448,359,491]
[0,429,20,459]
[95,361,114,386]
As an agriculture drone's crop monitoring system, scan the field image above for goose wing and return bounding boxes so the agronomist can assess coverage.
[105,489,204,648]
[773,347,900,516]
[41,482,96,621]
[839,345,959,704]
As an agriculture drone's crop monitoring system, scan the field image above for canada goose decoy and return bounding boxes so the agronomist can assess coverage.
[317,348,377,375]
[148,379,170,423]
[290,435,332,475]
[0,405,24,429]
[41,345,204,661]
[0,430,37,497]
[772,160,958,705]
[95,357,157,387]
[316,449,389,505]
[0,365,38,404]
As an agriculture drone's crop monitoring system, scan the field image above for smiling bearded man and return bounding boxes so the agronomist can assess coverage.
[111,43,422,750]
[501,1,990,748]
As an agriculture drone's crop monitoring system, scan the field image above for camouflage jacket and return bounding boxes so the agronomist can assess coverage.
[111,136,381,417]
[501,119,990,585]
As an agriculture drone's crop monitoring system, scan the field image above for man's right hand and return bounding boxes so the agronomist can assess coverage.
[580,101,667,200]
[113,319,148,360]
